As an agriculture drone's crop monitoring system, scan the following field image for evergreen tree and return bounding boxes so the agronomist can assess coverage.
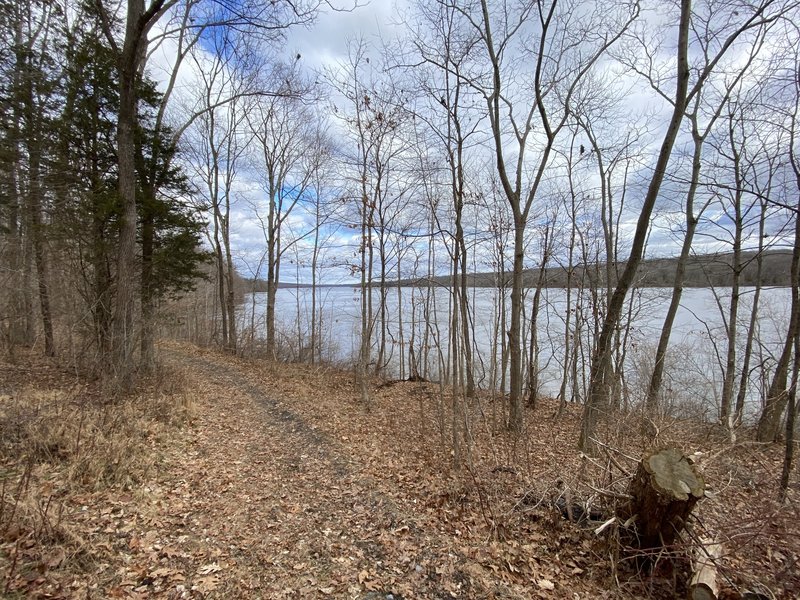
[0,0,62,354]
[54,3,209,367]
[55,7,120,353]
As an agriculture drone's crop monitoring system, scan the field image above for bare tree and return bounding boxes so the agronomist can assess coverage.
[758,20,800,442]
[525,211,556,407]
[454,0,638,433]
[733,127,781,427]
[184,33,253,353]
[328,40,380,408]
[92,0,327,383]
[581,0,789,452]
[247,64,317,360]
[641,4,773,420]
[307,118,338,364]
[408,0,485,401]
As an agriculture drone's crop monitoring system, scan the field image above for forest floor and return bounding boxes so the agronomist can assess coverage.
[1,341,798,599]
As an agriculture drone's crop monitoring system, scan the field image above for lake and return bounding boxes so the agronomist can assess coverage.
[241,286,791,421]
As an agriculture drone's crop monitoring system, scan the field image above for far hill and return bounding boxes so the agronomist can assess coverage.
[242,250,793,291]
[396,250,793,289]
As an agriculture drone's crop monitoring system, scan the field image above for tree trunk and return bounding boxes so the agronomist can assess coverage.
[18,14,54,357]
[223,205,237,353]
[266,184,278,359]
[720,118,746,429]
[22,222,35,345]
[779,329,800,501]
[757,202,800,442]
[213,210,228,347]
[527,226,550,408]
[581,0,691,453]
[140,204,156,373]
[527,284,543,409]
[310,199,321,364]
[646,131,703,412]
[450,257,462,469]
[452,129,475,397]
[358,182,372,410]
[91,190,114,354]
[508,218,525,433]
[557,197,578,417]
[457,214,475,398]
[397,257,405,379]
[376,232,387,375]
[6,24,33,348]
[112,0,149,385]
[688,539,722,600]
[26,130,55,357]
[719,254,741,429]
[734,216,765,426]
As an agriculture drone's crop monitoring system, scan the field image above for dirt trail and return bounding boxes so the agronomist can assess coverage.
[0,343,635,598]
[150,348,463,599]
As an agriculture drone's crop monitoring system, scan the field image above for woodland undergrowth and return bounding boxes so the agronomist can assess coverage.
[225,346,799,599]
[1,342,797,599]
[0,350,192,596]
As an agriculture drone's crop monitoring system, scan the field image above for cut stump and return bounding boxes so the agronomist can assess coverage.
[623,448,705,549]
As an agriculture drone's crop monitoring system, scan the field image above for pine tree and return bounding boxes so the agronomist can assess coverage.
[53,4,209,369]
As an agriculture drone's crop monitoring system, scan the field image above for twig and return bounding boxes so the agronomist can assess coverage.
[622,514,638,528]
[4,538,21,595]
[508,485,550,514]
[594,516,617,536]
[586,483,633,501]
[589,437,639,464]
[603,446,632,478]
[1,459,32,538]
[465,464,501,541]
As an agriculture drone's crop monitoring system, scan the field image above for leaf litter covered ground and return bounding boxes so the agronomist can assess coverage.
[2,341,798,598]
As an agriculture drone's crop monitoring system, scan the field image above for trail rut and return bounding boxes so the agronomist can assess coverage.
[158,349,457,599]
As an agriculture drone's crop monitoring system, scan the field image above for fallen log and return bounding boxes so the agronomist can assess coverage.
[622,448,705,549]
[688,539,722,600]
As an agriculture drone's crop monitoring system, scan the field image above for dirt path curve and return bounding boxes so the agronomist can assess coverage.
[144,347,464,599]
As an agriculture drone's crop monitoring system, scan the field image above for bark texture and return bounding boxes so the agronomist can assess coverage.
[688,539,721,600]
[622,448,705,549]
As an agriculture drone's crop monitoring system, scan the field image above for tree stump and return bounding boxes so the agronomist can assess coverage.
[623,448,705,549]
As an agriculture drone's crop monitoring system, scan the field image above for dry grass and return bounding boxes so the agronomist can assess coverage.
[0,353,193,595]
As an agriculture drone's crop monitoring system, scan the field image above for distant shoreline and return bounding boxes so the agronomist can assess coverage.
[245,249,793,291]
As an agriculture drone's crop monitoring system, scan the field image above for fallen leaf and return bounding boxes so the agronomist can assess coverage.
[194,574,220,592]
[44,548,66,568]
[198,562,222,575]
[537,579,555,590]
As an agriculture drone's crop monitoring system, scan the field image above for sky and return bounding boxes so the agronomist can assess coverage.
[148,0,409,283]
[284,0,401,70]
[147,0,797,285]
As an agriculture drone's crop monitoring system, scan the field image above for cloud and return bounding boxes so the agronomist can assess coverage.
[282,1,402,71]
